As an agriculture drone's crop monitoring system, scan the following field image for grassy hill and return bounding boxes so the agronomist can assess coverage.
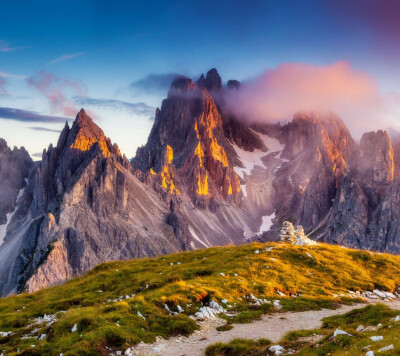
[1,242,400,355]
[206,303,400,355]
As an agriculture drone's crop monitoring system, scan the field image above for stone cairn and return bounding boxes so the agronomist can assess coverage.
[280,221,296,242]
[279,221,308,245]
[294,225,308,243]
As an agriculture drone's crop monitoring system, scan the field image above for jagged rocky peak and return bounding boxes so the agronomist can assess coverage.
[0,139,32,225]
[133,70,242,206]
[66,108,120,157]
[281,112,354,175]
[358,130,394,183]
[0,138,8,152]
[168,76,198,98]
[197,68,222,91]
[29,109,124,220]
[226,79,240,90]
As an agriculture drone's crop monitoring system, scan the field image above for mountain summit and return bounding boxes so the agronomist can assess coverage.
[1,69,400,296]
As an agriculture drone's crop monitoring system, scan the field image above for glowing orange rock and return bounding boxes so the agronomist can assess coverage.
[197,173,208,195]
[71,137,110,157]
[195,141,204,166]
[210,139,228,167]
[160,145,180,194]
[165,145,173,164]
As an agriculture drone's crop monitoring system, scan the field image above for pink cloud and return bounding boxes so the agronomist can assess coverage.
[27,71,87,116]
[226,61,399,137]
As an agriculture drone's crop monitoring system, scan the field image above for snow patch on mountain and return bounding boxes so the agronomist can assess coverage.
[233,132,284,179]
[0,183,26,246]
[188,226,211,248]
[256,212,276,236]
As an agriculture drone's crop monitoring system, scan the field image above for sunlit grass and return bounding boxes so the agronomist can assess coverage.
[207,304,400,355]
[0,242,400,354]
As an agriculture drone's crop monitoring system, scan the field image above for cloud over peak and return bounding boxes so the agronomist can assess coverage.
[226,61,399,136]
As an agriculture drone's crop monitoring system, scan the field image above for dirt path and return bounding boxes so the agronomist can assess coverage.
[127,300,400,356]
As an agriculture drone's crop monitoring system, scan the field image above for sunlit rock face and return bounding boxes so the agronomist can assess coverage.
[298,128,400,253]
[4,68,400,296]
[133,73,242,207]
[254,112,355,239]
[0,110,189,296]
[252,113,400,254]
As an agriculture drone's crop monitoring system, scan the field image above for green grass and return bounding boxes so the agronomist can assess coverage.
[205,338,272,356]
[207,304,400,355]
[0,242,400,355]
[298,304,400,355]
[216,324,233,331]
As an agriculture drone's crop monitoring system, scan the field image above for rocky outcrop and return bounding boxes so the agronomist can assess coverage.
[0,139,32,226]
[0,110,190,296]
[357,130,394,183]
[197,68,222,92]
[253,113,355,240]
[1,102,255,296]
[4,68,400,296]
[308,129,400,252]
[133,74,243,207]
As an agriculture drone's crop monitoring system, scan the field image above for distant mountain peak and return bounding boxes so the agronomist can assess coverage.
[197,68,222,91]
[67,108,112,157]
[168,76,197,98]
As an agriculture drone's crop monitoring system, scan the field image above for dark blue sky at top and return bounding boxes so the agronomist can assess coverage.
[2,0,399,87]
[1,0,400,157]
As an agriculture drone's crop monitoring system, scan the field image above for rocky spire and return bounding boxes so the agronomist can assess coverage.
[197,68,222,91]
[67,109,112,157]
[0,139,32,226]
[226,79,240,90]
[133,72,242,206]
[358,130,394,183]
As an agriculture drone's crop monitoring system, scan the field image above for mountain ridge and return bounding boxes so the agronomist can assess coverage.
[1,68,400,296]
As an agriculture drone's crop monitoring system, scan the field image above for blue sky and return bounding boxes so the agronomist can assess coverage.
[1,0,400,158]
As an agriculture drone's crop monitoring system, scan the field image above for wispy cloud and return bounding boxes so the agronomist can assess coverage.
[29,126,62,133]
[0,40,30,52]
[0,107,70,123]
[48,52,85,64]
[0,77,7,94]
[73,96,155,117]
[27,71,86,116]
[130,72,182,95]
[0,71,27,80]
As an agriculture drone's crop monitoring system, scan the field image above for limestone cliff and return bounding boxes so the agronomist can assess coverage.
[0,110,188,295]
[133,74,242,207]
[3,68,400,296]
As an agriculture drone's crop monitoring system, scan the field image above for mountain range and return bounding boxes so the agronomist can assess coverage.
[1,68,400,297]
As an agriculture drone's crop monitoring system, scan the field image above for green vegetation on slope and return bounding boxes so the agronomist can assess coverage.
[1,242,400,355]
[206,304,400,355]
